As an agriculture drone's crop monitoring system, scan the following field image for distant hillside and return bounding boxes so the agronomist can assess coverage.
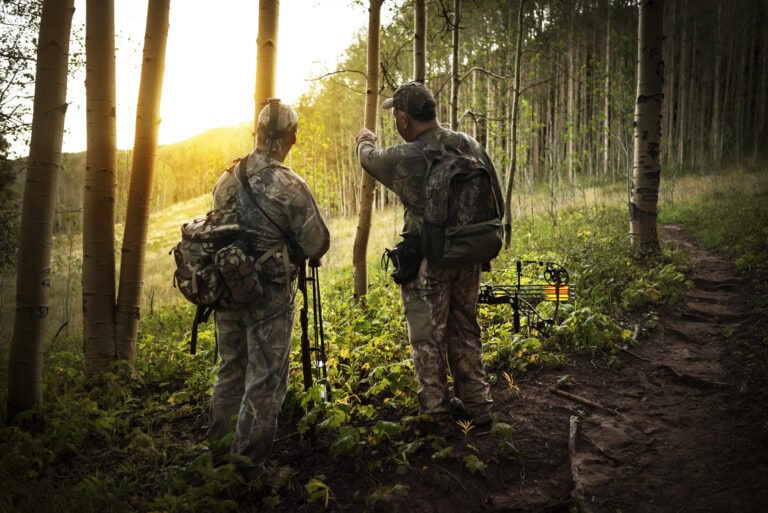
[8,122,253,232]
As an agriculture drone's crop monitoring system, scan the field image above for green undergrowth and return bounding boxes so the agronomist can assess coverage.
[660,165,768,380]
[660,165,768,285]
[2,167,766,512]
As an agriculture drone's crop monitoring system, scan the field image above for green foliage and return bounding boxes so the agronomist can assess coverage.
[304,476,333,508]
[0,156,20,271]
[660,170,768,280]
[4,165,767,511]
[0,0,41,155]
[365,483,410,513]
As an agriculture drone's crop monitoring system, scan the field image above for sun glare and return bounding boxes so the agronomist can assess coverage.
[63,0,367,153]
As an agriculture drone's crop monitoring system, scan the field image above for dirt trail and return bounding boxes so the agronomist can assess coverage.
[481,224,768,513]
[268,225,768,513]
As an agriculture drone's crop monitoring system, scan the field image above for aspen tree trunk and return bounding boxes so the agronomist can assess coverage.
[603,2,612,180]
[449,0,461,130]
[721,24,735,163]
[733,20,750,165]
[115,0,170,365]
[662,0,675,165]
[352,0,383,302]
[253,0,279,146]
[674,0,688,168]
[753,21,768,162]
[745,8,762,163]
[83,0,118,375]
[503,0,525,248]
[566,11,575,183]
[630,0,664,252]
[686,21,698,167]
[414,0,426,83]
[710,2,723,167]
[7,0,74,419]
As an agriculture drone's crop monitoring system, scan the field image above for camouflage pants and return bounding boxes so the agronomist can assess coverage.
[401,259,492,419]
[208,281,296,466]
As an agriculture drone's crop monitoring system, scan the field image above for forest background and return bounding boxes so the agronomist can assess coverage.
[0,0,767,511]
[0,0,766,421]
[3,0,766,237]
[0,0,766,420]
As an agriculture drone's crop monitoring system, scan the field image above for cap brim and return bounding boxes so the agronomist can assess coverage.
[382,97,394,109]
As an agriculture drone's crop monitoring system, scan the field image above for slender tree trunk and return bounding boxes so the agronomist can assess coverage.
[503,0,525,248]
[414,0,426,83]
[253,0,279,146]
[753,18,768,162]
[83,0,117,375]
[566,10,575,183]
[677,0,691,168]
[662,0,675,165]
[630,0,664,252]
[7,0,74,419]
[352,0,383,302]
[449,0,461,130]
[603,2,612,181]
[115,0,170,365]
[710,1,723,167]
[733,16,750,165]
[720,17,735,162]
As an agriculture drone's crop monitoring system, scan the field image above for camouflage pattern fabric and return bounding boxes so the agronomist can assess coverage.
[422,143,503,227]
[401,259,492,419]
[215,239,265,305]
[208,151,330,466]
[381,81,437,121]
[356,126,500,236]
[172,219,241,308]
[357,126,499,421]
[420,141,504,267]
[207,282,295,464]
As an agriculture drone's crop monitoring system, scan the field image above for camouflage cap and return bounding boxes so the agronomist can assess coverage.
[256,98,299,154]
[257,98,299,139]
[382,82,437,121]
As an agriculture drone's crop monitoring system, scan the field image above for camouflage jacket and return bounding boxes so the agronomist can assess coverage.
[356,126,502,236]
[212,151,330,278]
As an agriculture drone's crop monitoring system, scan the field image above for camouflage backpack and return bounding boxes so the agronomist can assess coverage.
[420,138,504,267]
[171,160,283,312]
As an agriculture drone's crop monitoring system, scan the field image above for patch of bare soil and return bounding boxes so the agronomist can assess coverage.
[254,224,768,512]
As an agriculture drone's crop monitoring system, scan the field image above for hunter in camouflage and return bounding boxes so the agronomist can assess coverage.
[207,99,330,479]
[355,82,503,432]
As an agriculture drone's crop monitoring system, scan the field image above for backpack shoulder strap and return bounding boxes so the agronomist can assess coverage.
[234,157,291,241]
[234,157,295,277]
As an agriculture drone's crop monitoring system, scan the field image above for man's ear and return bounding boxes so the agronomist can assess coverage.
[397,110,409,127]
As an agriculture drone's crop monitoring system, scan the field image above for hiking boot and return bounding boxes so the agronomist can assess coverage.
[449,397,472,421]
[450,397,492,426]
[472,412,493,427]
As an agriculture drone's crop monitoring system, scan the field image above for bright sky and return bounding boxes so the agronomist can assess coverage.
[63,0,370,153]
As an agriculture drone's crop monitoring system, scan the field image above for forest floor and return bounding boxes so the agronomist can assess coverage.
[215,224,768,512]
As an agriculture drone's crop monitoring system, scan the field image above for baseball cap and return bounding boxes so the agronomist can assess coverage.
[257,98,299,139]
[382,82,437,120]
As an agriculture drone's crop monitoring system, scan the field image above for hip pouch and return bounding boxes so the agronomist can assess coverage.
[381,236,422,285]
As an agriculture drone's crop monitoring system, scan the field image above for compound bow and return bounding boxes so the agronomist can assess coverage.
[478,260,573,337]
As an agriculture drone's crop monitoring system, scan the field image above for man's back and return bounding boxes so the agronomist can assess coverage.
[213,152,329,261]
[357,126,500,235]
